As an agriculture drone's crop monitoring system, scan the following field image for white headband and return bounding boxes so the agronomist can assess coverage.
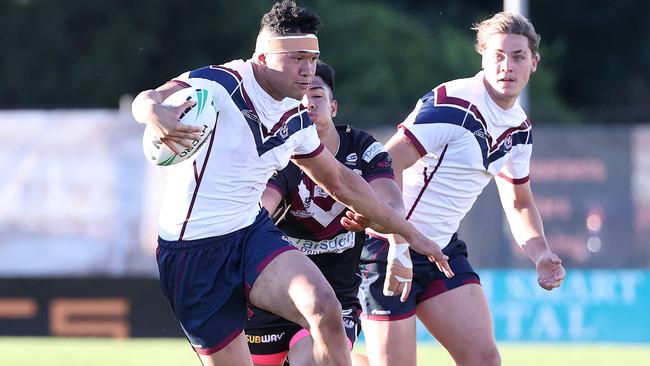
[256,34,320,54]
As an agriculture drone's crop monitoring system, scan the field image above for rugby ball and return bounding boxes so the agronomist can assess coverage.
[142,88,217,166]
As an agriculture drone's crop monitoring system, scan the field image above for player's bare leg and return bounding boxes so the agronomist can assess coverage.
[249,250,352,366]
[350,351,370,366]
[199,331,253,366]
[359,316,417,366]
[286,334,314,366]
[416,283,500,366]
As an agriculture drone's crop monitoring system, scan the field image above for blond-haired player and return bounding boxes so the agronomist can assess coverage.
[344,12,566,366]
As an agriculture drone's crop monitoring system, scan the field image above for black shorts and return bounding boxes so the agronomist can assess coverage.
[245,297,361,365]
[358,233,480,320]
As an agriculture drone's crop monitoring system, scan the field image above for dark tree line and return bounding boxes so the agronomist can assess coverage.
[1,0,647,126]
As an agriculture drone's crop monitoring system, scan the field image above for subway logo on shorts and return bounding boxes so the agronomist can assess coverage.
[246,332,286,344]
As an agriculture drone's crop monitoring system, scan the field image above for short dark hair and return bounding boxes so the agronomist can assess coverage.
[260,0,321,35]
[315,61,335,94]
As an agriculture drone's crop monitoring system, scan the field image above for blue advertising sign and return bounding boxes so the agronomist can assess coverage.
[412,270,650,343]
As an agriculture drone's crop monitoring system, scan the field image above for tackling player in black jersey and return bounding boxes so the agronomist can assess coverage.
[245,61,407,366]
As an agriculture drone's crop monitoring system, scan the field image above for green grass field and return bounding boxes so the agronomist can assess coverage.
[1,337,649,365]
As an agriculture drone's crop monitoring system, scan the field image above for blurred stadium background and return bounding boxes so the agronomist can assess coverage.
[1,0,649,365]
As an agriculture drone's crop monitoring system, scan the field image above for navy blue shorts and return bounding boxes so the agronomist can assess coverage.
[358,233,480,320]
[156,209,297,355]
[245,297,361,364]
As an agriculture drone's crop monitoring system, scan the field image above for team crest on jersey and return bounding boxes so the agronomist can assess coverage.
[314,185,329,198]
[345,153,358,165]
[303,196,312,209]
[278,122,290,139]
[503,134,513,151]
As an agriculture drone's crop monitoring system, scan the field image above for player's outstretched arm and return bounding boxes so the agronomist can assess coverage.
[495,177,566,290]
[131,83,201,153]
[368,178,413,301]
[340,130,421,234]
[293,148,453,278]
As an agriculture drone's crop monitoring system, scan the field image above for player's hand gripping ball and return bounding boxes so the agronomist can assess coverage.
[142,88,217,166]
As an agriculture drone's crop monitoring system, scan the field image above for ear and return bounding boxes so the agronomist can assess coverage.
[330,99,338,118]
[255,52,267,67]
[531,52,540,73]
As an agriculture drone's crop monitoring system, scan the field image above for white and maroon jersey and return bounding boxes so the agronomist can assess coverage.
[157,59,323,241]
[269,125,394,298]
[400,71,532,248]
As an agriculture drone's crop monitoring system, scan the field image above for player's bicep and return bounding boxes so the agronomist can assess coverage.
[261,185,284,216]
[385,131,421,175]
[495,176,534,210]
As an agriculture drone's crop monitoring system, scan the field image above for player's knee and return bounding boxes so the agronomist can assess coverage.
[462,345,500,366]
[303,288,341,327]
[315,289,342,321]
[480,346,500,366]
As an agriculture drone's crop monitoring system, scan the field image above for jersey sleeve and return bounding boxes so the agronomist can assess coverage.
[359,136,394,182]
[498,144,532,184]
[168,68,231,112]
[292,120,325,159]
[398,93,464,157]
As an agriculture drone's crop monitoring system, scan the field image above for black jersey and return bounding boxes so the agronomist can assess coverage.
[268,125,394,299]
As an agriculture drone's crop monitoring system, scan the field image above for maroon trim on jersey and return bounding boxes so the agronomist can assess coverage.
[194,328,242,355]
[398,125,427,157]
[209,65,243,82]
[178,127,218,240]
[366,173,396,182]
[237,82,277,138]
[405,144,448,220]
[435,85,472,109]
[237,82,294,141]
[497,172,530,185]
[266,105,304,137]
[362,308,416,321]
[220,65,304,140]
[435,85,489,132]
[168,79,191,88]
[488,119,532,154]
[434,85,532,154]
[292,143,325,159]
[193,162,199,183]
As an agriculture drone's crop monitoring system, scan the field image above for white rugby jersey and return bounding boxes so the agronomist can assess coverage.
[157,59,323,241]
[400,71,532,248]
